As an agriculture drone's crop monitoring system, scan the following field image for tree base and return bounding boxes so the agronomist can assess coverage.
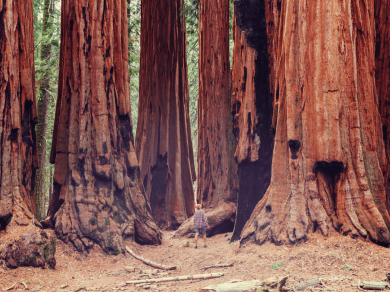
[0,213,56,269]
[49,206,162,254]
[174,203,236,238]
[240,160,390,246]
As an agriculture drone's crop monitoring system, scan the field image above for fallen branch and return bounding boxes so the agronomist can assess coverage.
[3,284,16,291]
[126,272,224,284]
[198,263,233,270]
[20,282,27,290]
[199,277,287,292]
[125,246,176,270]
[358,280,364,291]
[360,281,388,290]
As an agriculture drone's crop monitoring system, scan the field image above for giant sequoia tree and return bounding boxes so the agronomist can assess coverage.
[229,0,275,241]
[44,0,162,253]
[135,0,196,230]
[175,0,237,238]
[375,0,390,211]
[197,0,236,212]
[0,0,55,268]
[241,0,390,245]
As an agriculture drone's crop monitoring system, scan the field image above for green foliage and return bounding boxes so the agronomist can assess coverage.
[128,0,142,131]
[270,261,285,270]
[229,0,234,65]
[342,265,353,270]
[182,0,199,171]
[42,240,56,260]
[33,0,60,211]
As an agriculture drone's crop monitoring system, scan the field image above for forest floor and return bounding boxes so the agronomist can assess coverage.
[1,230,390,292]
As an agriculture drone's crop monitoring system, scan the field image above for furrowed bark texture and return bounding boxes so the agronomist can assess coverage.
[229,0,275,242]
[45,0,162,253]
[196,0,238,232]
[135,0,196,230]
[0,0,55,269]
[35,0,54,221]
[375,0,390,212]
[241,0,390,245]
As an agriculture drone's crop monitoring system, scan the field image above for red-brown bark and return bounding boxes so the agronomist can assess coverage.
[195,0,238,233]
[135,0,196,230]
[375,0,390,213]
[241,0,390,245]
[44,0,162,253]
[174,0,238,238]
[0,0,55,268]
[229,0,275,241]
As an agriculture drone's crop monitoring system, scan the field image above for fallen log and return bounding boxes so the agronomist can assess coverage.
[174,203,236,238]
[360,281,388,290]
[125,246,176,270]
[126,272,224,284]
[198,276,288,292]
[198,263,234,270]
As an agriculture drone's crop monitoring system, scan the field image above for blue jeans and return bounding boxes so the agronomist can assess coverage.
[195,226,207,234]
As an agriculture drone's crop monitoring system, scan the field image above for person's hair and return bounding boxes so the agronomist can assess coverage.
[196,204,201,209]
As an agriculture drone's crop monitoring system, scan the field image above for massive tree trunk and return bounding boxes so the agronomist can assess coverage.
[196,0,237,232]
[35,0,55,221]
[0,0,55,268]
[44,0,162,253]
[229,0,275,241]
[375,0,390,213]
[241,0,390,245]
[175,0,238,238]
[135,0,196,230]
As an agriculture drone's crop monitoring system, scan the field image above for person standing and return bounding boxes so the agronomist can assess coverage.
[194,204,208,248]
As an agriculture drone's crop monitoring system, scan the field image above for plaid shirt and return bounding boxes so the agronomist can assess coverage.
[194,209,208,229]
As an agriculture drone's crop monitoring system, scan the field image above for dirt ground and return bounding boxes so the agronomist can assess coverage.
[1,230,390,292]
